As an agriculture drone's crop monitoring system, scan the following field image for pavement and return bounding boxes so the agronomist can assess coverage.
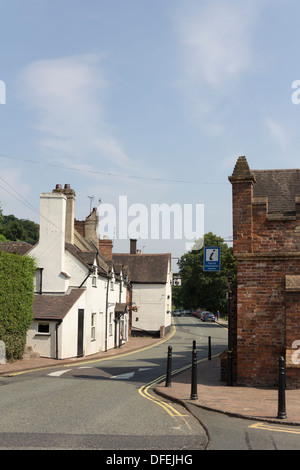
[1,319,300,426]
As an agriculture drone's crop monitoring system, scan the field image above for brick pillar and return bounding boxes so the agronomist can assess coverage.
[228,156,256,385]
[228,156,256,254]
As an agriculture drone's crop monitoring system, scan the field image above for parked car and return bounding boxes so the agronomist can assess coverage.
[195,309,203,318]
[198,310,209,320]
[202,312,216,322]
[181,309,192,316]
[172,309,181,317]
[198,311,207,320]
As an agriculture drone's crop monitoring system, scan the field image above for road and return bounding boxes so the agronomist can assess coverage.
[1,316,299,452]
[0,315,222,451]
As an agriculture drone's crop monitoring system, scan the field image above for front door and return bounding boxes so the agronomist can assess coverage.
[77,309,84,357]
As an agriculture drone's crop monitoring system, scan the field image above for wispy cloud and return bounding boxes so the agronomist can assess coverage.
[266,118,289,150]
[171,0,263,132]
[174,0,257,88]
[18,54,131,169]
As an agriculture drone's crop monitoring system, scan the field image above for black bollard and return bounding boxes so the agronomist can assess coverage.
[277,356,287,419]
[190,340,198,400]
[165,345,172,387]
[208,336,211,360]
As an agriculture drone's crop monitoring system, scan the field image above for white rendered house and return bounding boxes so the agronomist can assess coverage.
[26,184,128,359]
[113,240,172,337]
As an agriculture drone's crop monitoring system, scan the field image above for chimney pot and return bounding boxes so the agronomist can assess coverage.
[64,184,71,189]
[55,184,62,190]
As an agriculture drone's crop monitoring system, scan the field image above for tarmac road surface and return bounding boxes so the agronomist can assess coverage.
[0,316,225,450]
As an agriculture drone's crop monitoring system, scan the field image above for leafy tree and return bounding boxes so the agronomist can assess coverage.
[0,214,39,243]
[174,232,236,314]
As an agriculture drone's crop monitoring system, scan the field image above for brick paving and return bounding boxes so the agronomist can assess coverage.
[155,357,300,425]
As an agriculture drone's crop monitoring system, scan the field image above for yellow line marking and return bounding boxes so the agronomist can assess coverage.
[249,422,300,435]
[65,320,177,368]
[138,377,192,430]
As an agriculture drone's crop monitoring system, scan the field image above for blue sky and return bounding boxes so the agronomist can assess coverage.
[1,0,300,266]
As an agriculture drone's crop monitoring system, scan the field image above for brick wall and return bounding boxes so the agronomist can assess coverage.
[229,157,300,388]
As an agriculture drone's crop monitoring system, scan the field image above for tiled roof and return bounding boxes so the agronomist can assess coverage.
[33,288,85,320]
[0,241,33,255]
[65,242,109,275]
[112,253,171,284]
[252,169,300,216]
[65,242,95,268]
[229,156,300,216]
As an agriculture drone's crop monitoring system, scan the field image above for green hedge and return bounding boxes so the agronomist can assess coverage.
[0,251,35,361]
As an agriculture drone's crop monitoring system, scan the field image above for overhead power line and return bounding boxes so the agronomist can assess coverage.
[0,152,227,185]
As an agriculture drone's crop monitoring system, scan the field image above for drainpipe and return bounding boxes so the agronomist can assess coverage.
[105,275,110,352]
[39,268,44,294]
[79,269,92,288]
[118,277,122,348]
[55,320,62,359]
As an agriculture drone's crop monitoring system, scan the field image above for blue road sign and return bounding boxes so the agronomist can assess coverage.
[203,246,221,272]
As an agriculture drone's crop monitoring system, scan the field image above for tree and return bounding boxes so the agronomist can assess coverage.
[175,232,236,314]
[0,214,39,243]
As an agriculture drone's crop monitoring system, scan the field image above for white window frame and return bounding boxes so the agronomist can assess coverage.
[37,322,50,335]
[91,312,96,341]
[109,312,113,336]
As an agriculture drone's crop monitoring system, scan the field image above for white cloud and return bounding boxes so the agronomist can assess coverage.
[18,54,130,168]
[266,118,289,150]
[174,0,257,88]
[170,0,264,135]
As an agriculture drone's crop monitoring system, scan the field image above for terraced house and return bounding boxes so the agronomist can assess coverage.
[0,184,172,361]
[27,184,128,359]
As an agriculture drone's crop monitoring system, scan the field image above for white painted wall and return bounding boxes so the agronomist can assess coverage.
[132,283,171,333]
[27,321,57,358]
[29,193,68,293]
[27,191,130,359]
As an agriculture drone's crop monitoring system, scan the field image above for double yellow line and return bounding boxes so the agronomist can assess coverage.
[249,422,300,435]
[138,350,220,420]
[139,375,185,418]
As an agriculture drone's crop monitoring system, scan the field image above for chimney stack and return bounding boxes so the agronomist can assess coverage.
[84,207,99,246]
[99,236,113,260]
[53,184,76,244]
[130,239,137,254]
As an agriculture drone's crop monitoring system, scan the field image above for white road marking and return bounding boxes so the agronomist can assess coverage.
[48,370,69,377]
[111,372,135,380]
[48,367,152,380]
